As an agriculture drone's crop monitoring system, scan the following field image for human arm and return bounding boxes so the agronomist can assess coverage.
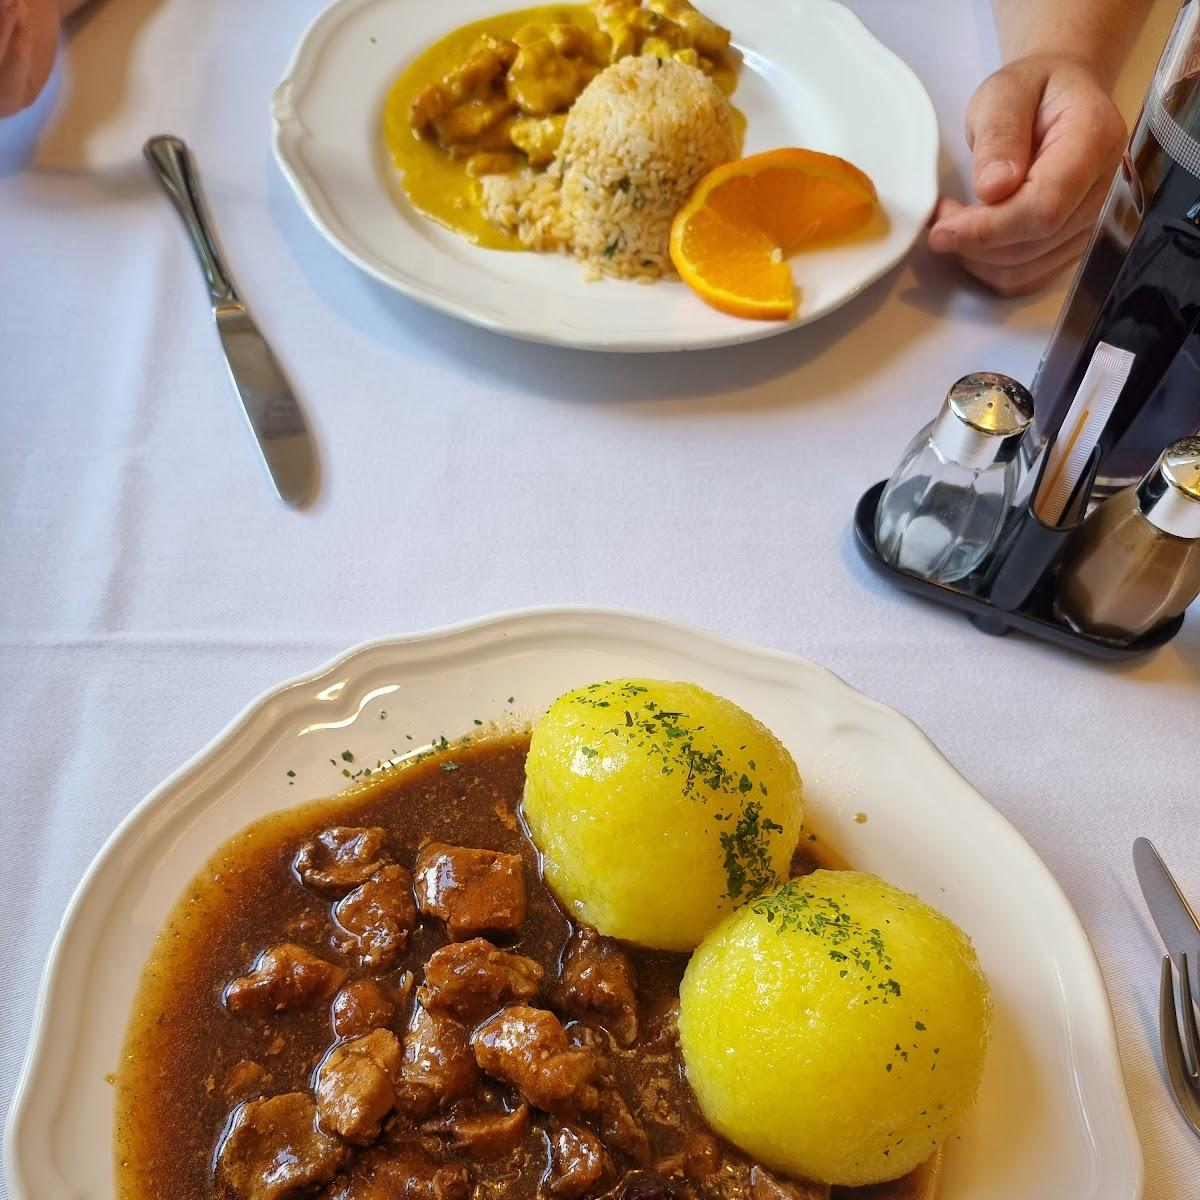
[927,0,1154,295]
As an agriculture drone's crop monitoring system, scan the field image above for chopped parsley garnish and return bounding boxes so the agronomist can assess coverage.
[718,802,784,902]
[751,884,903,1006]
[340,750,354,763]
[571,685,788,901]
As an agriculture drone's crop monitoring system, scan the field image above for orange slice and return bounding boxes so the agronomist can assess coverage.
[670,148,878,320]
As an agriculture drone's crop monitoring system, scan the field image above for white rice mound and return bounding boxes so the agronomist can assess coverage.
[482,55,737,281]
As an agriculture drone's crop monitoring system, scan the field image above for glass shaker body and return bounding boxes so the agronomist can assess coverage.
[875,428,1019,583]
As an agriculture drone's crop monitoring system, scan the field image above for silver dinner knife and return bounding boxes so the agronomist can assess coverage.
[144,134,316,508]
[1134,836,1200,968]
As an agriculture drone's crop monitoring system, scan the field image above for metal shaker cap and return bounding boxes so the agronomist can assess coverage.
[930,373,1034,469]
[1137,436,1200,538]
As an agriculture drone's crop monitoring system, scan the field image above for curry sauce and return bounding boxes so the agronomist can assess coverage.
[115,735,934,1200]
[382,4,742,250]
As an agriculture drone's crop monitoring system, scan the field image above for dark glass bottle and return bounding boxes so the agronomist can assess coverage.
[1030,2,1200,492]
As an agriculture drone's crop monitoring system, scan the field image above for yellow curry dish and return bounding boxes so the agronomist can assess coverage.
[383,1,742,279]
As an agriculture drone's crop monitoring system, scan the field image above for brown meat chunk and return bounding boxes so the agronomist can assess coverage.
[294,827,391,896]
[217,1092,347,1200]
[315,1029,403,1144]
[331,979,400,1040]
[589,1087,651,1166]
[749,1166,831,1200]
[556,927,639,1046]
[641,999,679,1052]
[333,865,417,970]
[422,1099,531,1159]
[548,1120,611,1198]
[607,1171,673,1200]
[657,1132,722,1184]
[398,1003,481,1118]
[414,843,527,938]
[418,938,543,1023]
[471,1005,599,1114]
[322,1144,472,1200]
[225,944,347,1017]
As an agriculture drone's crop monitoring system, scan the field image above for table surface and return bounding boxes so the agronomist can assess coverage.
[2,0,1197,1195]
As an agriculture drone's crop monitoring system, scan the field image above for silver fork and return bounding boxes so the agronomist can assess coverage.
[1160,952,1200,1136]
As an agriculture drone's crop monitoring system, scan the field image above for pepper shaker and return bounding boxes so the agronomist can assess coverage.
[874,373,1034,584]
[1055,437,1200,642]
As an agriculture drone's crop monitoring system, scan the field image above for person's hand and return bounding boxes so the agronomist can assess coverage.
[0,0,90,118]
[0,0,59,117]
[928,54,1127,297]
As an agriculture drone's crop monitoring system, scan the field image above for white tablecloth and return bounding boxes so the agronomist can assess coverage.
[1,0,1197,1194]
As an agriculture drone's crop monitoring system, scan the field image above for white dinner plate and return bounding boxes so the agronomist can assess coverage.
[4,608,1141,1199]
[271,0,938,351]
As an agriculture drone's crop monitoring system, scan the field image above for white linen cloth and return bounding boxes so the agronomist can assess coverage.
[1,0,1197,1194]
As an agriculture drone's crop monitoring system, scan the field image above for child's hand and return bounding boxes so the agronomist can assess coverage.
[928,54,1127,296]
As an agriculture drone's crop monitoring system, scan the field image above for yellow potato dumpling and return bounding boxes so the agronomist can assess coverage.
[522,679,803,950]
[678,870,991,1187]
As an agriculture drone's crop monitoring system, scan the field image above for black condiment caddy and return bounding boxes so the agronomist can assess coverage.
[853,481,1185,659]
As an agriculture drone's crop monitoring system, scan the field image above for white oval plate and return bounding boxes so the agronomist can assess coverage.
[271,0,938,351]
[4,608,1141,1199]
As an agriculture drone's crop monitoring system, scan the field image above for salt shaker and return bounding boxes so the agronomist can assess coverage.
[1055,437,1200,642]
[874,373,1034,584]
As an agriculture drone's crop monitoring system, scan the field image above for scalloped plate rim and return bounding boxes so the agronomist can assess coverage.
[269,0,939,351]
[3,606,1142,1199]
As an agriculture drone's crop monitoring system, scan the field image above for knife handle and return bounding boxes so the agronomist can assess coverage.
[144,135,240,306]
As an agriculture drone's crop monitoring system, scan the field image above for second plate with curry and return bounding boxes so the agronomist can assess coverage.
[271,0,938,350]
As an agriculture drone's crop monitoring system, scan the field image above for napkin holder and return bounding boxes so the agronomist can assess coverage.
[852,481,1185,659]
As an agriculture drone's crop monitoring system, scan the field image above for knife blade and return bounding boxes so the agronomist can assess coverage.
[144,134,316,508]
[1134,836,1200,969]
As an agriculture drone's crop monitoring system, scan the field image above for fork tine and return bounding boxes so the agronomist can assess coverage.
[1180,954,1200,1081]
[1161,956,1200,1137]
